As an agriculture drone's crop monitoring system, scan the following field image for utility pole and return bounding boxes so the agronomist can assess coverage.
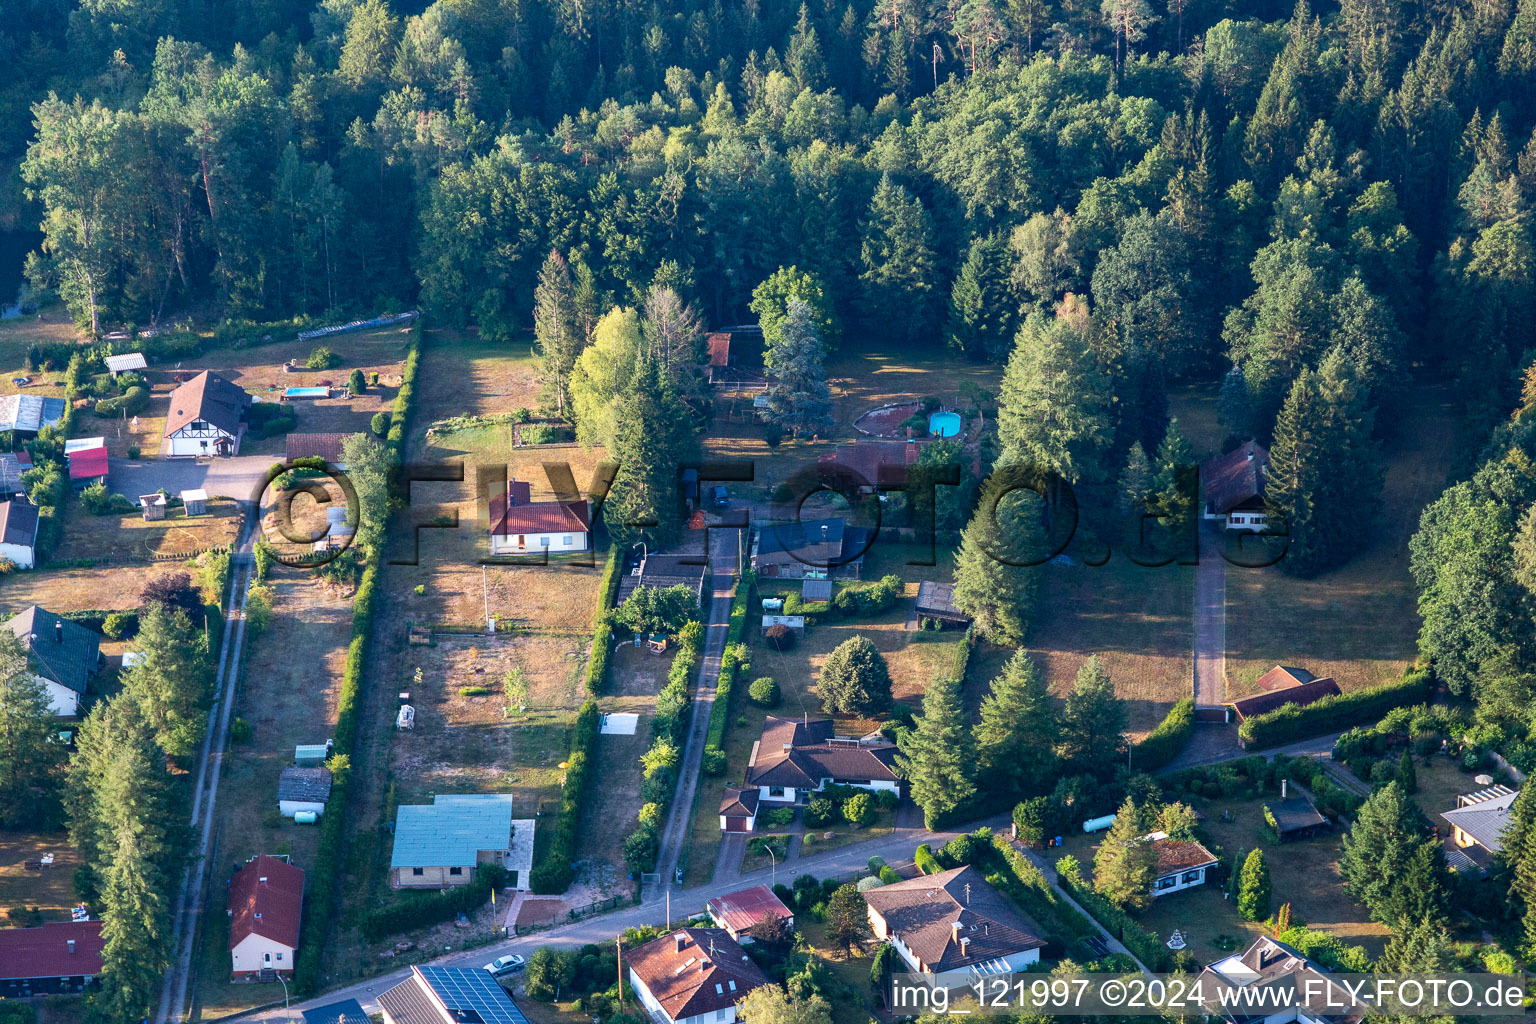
[616,935,624,1010]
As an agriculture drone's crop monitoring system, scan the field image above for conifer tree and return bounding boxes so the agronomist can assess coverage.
[1265,349,1384,576]
[762,298,834,439]
[0,630,64,828]
[997,312,1112,487]
[1498,784,1536,957]
[952,480,1045,644]
[1216,365,1252,439]
[1116,441,1152,518]
[858,173,938,344]
[974,650,1056,797]
[1060,656,1125,770]
[817,635,892,715]
[1093,797,1156,910]
[1237,848,1272,921]
[606,358,693,543]
[1340,782,1451,927]
[946,233,1014,362]
[534,249,583,419]
[896,676,977,827]
[121,604,213,760]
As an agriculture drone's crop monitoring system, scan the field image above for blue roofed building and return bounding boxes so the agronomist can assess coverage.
[389,794,535,890]
[301,999,371,1024]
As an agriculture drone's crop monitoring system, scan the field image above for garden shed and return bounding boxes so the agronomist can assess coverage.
[139,493,166,520]
[181,489,208,516]
[277,766,332,818]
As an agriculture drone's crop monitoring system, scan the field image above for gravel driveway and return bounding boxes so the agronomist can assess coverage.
[107,454,277,506]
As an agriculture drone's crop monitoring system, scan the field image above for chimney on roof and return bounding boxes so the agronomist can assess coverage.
[1246,451,1254,461]
[259,876,268,885]
[675,933,687,953]
[55,620,62,643]
[1281,779,1288,799]
[960,936,970,957]
[952,921,962,943]
[67,939,76,954]
[820,524,828,542]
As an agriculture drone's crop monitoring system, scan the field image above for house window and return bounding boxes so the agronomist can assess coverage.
[412,867,424,876]
[1182,870,1202,883]
[1156,875,1177,890]
[539,536,550,546]
[276,953,283,961]
[449,866,463,876]
[562,535,573,545]
[193,420,207,431]
[769,787,786,797]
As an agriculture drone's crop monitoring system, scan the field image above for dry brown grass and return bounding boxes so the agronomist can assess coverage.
[0,833,80,920]
[0,564,165,613]
[192,569,355,1019]
[55,500,241,562]
[76,395,167,458]
[1024,557,1194,737]
[408,330,542,461]
[825,340,1003,438]
[1223,386,1455,695]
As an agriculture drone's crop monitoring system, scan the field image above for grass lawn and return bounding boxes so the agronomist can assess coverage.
[407,329,541,461]
[0,832,80,921]
[825,338,1003,440]
[1041,786,1390,965]
[0,564,160,614]
[794,918,883,1024]
[189,567,357,1021]
[1410,754,1494,840]
[1025,554,1194,738]
[53,500,241,563]
[1223,385,1455,696]
[797,808,897,857]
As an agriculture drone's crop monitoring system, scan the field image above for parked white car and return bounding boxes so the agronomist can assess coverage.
[484,954,525,976]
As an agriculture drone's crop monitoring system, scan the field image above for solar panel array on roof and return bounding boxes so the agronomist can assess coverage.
[416,966,532,1024]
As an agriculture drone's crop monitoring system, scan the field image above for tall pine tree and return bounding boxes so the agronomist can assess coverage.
[974,650,1056,799]
[858,173,939,345]
[533,250,583,419]
[946,232,1015,362]
[0,630,65,828]
[952,479,1046,644]
[762,297,834,438]
[896,675,976,828]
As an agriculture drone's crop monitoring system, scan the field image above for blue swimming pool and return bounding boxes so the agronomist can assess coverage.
[929,410,962,438]
[284,386,330,399]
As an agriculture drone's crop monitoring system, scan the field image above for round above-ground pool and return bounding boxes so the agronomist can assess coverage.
[929,410,962,437]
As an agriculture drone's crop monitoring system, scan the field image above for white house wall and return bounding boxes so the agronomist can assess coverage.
[489,531,589,555]
[0,539,35,570]
[230,933,296,975]
[1151,866,1209,897]
[41,676,79,717]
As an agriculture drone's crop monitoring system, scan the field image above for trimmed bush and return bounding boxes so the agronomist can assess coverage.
[748,677,781,706]
[348,369,366,394]
[371,411,391,436]
[530,700,600,893]
[702,746,727,775]
[361,864,509,941]
[1238,669,1433,748]
[1133,698,1195,770]
[305,346,341,369]
[101,611,137,639]
[585,548,623,695]
[914,844,943,875]
[94,385,149,417]
[830,574,903,617]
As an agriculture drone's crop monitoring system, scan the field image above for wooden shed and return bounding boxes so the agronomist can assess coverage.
[181,488,208,516]
[139,493,167,521]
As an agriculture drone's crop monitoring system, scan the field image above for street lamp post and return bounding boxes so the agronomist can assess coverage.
[276,971,292,1024]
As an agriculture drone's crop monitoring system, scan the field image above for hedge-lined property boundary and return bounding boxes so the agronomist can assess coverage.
[295,319,421,992]
[704,580,752,751]
[585,547,623,696]
[530,700,599,893]
[981,836,1096,943]
[1055,856,1170,970]
[1134,698,1194,770]
[361,863,508,941]
[295,564,377,992]
[1237,668,1434,749]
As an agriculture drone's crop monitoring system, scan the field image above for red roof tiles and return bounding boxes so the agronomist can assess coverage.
[228,856,304,951]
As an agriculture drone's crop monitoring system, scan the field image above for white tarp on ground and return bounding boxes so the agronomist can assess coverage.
[599,712,639,735]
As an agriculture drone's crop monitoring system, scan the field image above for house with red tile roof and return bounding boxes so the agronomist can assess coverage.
[228,855,304,980]
[706,885,794,943]
[0,920,104,996]
[1228,666,1341,722]
[625,928,769,1024]
[488,478,591,555]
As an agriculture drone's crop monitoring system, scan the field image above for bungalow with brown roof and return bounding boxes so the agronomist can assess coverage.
[1228,666,1341,723]
[706,884,794,943]
[626,928,769,1024]
[746,717,900,805]
[227,855,304,980]
[488,478,590,555]
[1145,831,1219,896]
[1202,440,1269,532]
[862,865,1045,974]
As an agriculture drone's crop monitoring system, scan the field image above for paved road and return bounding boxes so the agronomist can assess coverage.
[654,525,741,888]
[1192,523,1226,708]
[108,454,277,504]
[155,511,261,1024]
[234,814,1009,1022]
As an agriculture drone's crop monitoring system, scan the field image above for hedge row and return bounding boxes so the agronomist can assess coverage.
[361,863,509,941]
[295,560,378,992]
[385,325,422,456]
[981,835,1096,942]
[950,627,973,683]
[1054,856,1171,971]
[704,582,752,751]
[585,547,623,696]
[1134,698,1195,770]
[530,699,601,893]
[1237,668,1434,749]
